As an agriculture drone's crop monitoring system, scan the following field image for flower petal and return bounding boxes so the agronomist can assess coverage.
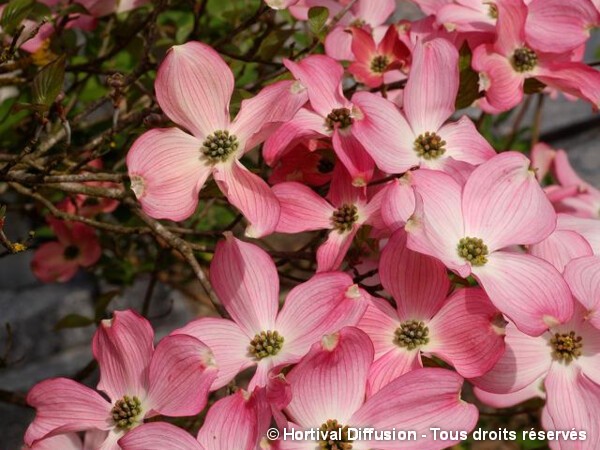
[25,378,111,446]
[427,287,506,378]
[210,235,279,335]
[354,0,396,26]
[126,128,209,221]
[284,327,373,426]
[284,55,348,116]
[213,160,281,238]
[529,229,592,273]
[536,62,600,112]
[316,227,358,273]
[29,433,83,450]
[31,242,79,284]
[324,26,354,62]
[155,42,233,138]
[272,182,334,233]
[437,116,495,166]
[331,129,374,185]
[118,423,202,450]
[366,348,421,397]
[564,256,600,330]
[404,38,459,135]
[463,152,557,251]
[380,229,450,320]
[473,251,573,336]
[92,310,154,401]
[145,335,217,416]
[350,368,478,449]
[173,317,253,390]
[351,91,418,174]
[380,177,416,231]
[357,296,400,358]
[474,379,544,408]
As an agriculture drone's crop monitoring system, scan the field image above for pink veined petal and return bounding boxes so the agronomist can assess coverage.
[263,108,327,166]
[84,429,111,449]
[285,327,374,426]
[436,0,495,33]
[380,229,450,320]
[531,142,557,181]
[544,364,600,447]
[473,251,573,336]
[276,272,368,360]
[357,296,401,357]
[25,378,112,446]
[197,391,259,450]
[381,177,416,231]
[31,242,79,283]
[29,433,83,450]
[366,348,422,397]
[525,0,598,54]
[210,235,279,335]
[564,256,600,329]
[272,182,334,233]
[553,149,598,193]
[351,91,418,174]
[172,317,254,391]
[331,129,374,185]
[71,222,102,267]
[470,321,551,394]
[536,62,600,110]
[118,423,203,450]
[354,0,395,26]
[529,229,592,273]
[92,310,154,401]
[427,287,506,378]
[437,116,496,165]
[494,0,527,56]
[557,214,600,254]
[155,42,233,138]
[213,160,281,238]
[326,157,366,207]
[474,379,545,409]
[472,44,525,113]
[410,0,452,15]
[462,151,557,251]
[409,169,468,276]
[230,80,308,152]
[404,38,459,135]
[145,335,217,417]
[324,26,355,62]
[316,226,358,272]
[97,430,121,450]
[350,368,478,449]
[283,56,348,116]
[349,27,376,63]
[126,128,210,222]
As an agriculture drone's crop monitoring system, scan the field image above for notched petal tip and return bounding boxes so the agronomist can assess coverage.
[321,332,340,351]
[345,284,362,299]
[543,314,561,328]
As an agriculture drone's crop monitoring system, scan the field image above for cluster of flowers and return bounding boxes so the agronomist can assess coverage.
[24,0,600,449]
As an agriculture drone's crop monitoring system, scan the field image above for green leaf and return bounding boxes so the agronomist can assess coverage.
[308,6,328,37]
[54,314,95,330]
[94,290,120,320]
[32,55,66,112]
[0,0,35,35]
[455,43,481,110]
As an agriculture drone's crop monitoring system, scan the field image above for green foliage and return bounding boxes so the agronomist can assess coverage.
[32,55,65,112]
[308,6,328,38]
[0,0,35,35]
[455,43,481,110]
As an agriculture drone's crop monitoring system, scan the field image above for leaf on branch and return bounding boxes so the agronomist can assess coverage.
[524,78,546,94]
[32,54,66,113]
[0,0,35,35]
[308,6,328,38]
[455,43,481,110]
[54,314,95,330]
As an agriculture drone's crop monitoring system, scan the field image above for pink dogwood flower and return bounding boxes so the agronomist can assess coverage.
[25,310,217,450]
[406,151,573,336]
[127,42,307,237]
[358,229,505,395]
[472,0,600,112]
[273,165,384,272]
[435,0,498,34]
[265,55,376,185]
[564,256,600,331]
[352,37,495,177]
[31,217,102,283]
[278,326,479,449]
[348,25,410,88]
[173,233,368,390]
[472,301,600,449]
[119,388,270,450]
[268,139,335,187]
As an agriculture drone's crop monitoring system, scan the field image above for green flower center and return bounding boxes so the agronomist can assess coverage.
[319,419,353,450]
[326,108,353,131]
[487,3,498,19]
[370,55,390,74]
[63,245,80,260]
[457,237,489,266]
[550,331,583,363]
[201,130,239,163]
[331,204,359,233]
[511,47,538,73]
[394,320,430,350]
[414,132,446,160]
[111,395,142,430]
[249,330,284,360]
